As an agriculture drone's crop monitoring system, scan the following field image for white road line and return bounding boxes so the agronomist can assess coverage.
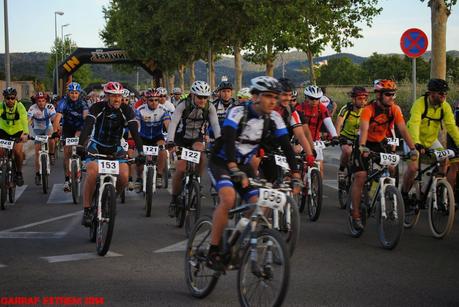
[323,179,338,190]
[41,251,123,263]
[0,211,81,232]
[0,231,66,239]
[47,184,75,204]
[6,185,28,205]
[0,264,7,268]
[154,239,188,253]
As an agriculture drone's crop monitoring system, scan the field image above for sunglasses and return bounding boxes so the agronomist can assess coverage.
[435,91,447,96]
[196,95,209,100]
[383,92,396,97]
[306,96,320,101]
[5,96,15,101]
[148,98,159,102]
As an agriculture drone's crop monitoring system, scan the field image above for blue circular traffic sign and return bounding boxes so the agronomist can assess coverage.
[400,28,428,58]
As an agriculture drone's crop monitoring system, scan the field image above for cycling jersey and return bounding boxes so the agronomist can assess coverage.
[296,102,330,140]
[0,101,29,135]
[56,97,88,130]
[407,95,459,148]
[160,100,175,114]
[167,97,220,142]
[134,99,145,109]
[213,98,237,127]
[28,103,56,131]
[135,104,171,140]
[360,101,404,143]
[338,103,362,141]
[274,104,302,135]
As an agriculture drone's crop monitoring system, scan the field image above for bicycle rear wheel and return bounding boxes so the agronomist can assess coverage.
[278,198,300,257]
[307,169,322,221]
[89,188,98,243]
[0,166,7,210]
[8,165,16,204]
[184,216,220,298]
[175,180,187,228]
[428,179,455,239]
[185,179,201,237]
[41,155,48,194]
[403,192,420,229]
[96,184,117,256]
[71,160,79,204]
[377,185,404,250]
[338,169,351,209]
[237,228,289,307]
[145,167,154,217]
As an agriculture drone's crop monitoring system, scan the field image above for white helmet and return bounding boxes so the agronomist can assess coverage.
[190,81,211,96]
[250,76,282,94]
[172,87,182,95]
[156,87,167,96]
[122,89,130,98]
[304,85,323,99]
[237,87,251,99]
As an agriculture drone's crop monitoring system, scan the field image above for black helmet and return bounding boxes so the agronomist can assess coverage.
[427,78,449,92]
[349,86,369,97]
[217,81,233,91]
[3,87,17,97]
[278,78,295,92]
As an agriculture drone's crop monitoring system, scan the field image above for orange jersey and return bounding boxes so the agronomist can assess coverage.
[360,102,404,143]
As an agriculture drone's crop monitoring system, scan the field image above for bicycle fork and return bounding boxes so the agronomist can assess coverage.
[97,175,117,223]
[379,176,398,219]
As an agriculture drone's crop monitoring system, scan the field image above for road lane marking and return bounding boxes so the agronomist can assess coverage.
[41,251,122,263]
[5,185,28,205]
[0,264,7,268]
[47,184,76,204]
[0,211,81,232]
[154,239,188,253]
[323,179,338,190]
[0,231,66,239]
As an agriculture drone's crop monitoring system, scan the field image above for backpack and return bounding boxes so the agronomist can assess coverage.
[368,100,394,127]
[421,94,444,127]
[1,103,20,124]
[181,96,210,121]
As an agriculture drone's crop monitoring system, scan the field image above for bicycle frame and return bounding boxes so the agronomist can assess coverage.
[97,173,118,223]
[413,155,444,210]
[36,136,50,175]
[143,154,157,193]
[365,163,399,220]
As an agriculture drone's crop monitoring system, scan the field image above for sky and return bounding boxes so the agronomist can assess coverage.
[0,0,458,57]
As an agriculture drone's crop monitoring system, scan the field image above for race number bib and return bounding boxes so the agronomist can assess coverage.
[257,188,286,213]
[274,154,290,170]
[434,149,455,161]
[98,160,120,175]
[379,153,400,166]
[181,148,200,164]
[35,135,49,143]
[65,137,79,146]
[143,145,159,156]
[0,139,13,150]
[387,137,399,146]
[313,141,326,149]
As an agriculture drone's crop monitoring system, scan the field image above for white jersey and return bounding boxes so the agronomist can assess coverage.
[161,100,175,114]
[27,103,56,130]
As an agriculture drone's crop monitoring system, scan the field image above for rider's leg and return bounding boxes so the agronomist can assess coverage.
[340,144,352,171]
[13,143,24,172]
[157,140,166,176]
[447,161,459,190]
[193,141,205,176]
[210,186,236,246]
[351,170,367,219]
[63,145,71,178]
[401,160,418,194]
[83,161,98,209]
[34,143,40,173]
[171,159,186,196]
[116,163,129,193]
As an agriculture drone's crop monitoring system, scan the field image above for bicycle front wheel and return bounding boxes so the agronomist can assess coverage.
[89,189,98,243]
[185,179,201,238]
[145,167,154,217]
[278,198,300,257]
[376,185,404,250]
[237,228,290,307]
[184,216,219,298]
[0,166,7,210]
[96,184,117,256]
[428,178,455,239]
[8,166,16,204]
[307,169,322,221]
[71,160,79,204]
[338,169,351,209]
[41,155,48,194]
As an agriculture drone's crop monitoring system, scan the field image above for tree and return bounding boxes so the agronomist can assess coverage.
[421,0,457,79]
[317,57,365,85]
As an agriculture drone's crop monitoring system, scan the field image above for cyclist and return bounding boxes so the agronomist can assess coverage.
[335,86,369,184]
[236,87,251,104]
[171,87,182,107]
[166,80,221,216]
[290,90,299,108]
[28,92,58,185]
[156,87,175,114]
[350,79,418,229]
[77,81,145,226]
[134,91,148,109]
[447,99,459,195]
[53,82,89,192]
[135,89,171,188]
[401,78,459,204]
[121,89,131,106]
[0,87,29,186]
[213,81,237,126]
[206,76,301,270]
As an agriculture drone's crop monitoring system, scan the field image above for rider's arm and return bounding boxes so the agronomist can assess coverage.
[208,104,221,139]
[127,119,143,153]
[271,112,298,172]
[52,113,62,133]
[163,119,170,131]
[442,102,459,147]
[406,98,423,145]
[358,107,371,146]
[18,103,29,134]
[291,111,313,155]
[394,106,415,150]
[166,100,185,143]
[78,115,95,146]
[335,105,347,135]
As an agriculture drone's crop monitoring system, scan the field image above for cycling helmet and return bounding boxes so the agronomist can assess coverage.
[122,89,130,98]
[250,76,282,94]
[3,87,17,96]
[427,78,449,92]
[103,81,124,95]
[349,86,369,97]
[190,81,212,96]
[34,91,49,100]
[374,79,397,92]
[156,87,168,96]
[172,87,182,95]
[67,82,81,92]
[304,85,323,99]
[278,78,295,92]
[217,81,233,91]
[291,90,298,99]
[237,87,252,99]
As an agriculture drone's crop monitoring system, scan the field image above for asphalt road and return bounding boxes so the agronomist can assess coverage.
[1,149,459,306]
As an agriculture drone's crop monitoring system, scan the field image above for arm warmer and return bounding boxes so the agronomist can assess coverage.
[78,115,96,146]
[323,117,337,137]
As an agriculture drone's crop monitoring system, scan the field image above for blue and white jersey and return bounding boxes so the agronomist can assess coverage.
[217,103,288,164]
[27,103,56,130]
[135,104,171,139]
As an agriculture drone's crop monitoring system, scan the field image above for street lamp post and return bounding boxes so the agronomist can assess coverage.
[4,0,11,87]
[61,23,69,61]
[64,34,71,58]
[54,11,64,95]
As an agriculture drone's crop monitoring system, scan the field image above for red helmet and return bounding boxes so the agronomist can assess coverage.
[34,92,49,100]
[374,79,397,92]
[103,81,124,95]
[144,89,159,98]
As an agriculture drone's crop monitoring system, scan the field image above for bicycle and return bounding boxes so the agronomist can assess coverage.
[185,178,290,306]
[403,149,456,239]
[66,137,81,204]
[142,144,165,217]
[31,135,51,194]
[346,150,404,250]
[0,139,17,209]
[173,146,202,237]
[88,152,128,256]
